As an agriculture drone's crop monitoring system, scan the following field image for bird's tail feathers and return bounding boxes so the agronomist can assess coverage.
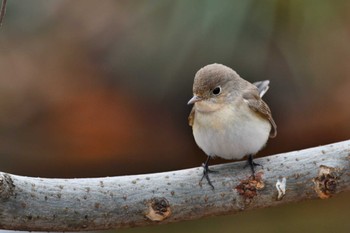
[253,80,270,97]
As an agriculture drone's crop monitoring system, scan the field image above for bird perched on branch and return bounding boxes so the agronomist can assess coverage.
[188,63,277,189]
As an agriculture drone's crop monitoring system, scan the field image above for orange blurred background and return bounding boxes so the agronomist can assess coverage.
[0,1,349,233]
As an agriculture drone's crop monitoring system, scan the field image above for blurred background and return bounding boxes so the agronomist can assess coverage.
[0,0,349,232]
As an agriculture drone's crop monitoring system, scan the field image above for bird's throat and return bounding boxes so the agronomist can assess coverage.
[195,100,224,113]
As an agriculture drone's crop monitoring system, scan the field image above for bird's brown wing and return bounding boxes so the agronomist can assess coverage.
[243,91,277,138]
[188,107,195,127]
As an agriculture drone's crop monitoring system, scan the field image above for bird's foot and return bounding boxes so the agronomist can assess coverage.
[244,154,263,179]
[200,163,217,189]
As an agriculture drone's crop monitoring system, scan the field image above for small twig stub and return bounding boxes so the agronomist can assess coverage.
[145,197,171,221]
[276,177,287,200]
[313,165,340,199]
[235,172,265,203]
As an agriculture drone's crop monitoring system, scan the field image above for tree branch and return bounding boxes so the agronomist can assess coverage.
[0,140,349,231]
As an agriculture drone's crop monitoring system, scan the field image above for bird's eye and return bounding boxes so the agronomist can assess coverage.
[212,86,221,95]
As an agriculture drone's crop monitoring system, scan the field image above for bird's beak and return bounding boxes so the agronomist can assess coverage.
[187,95,202,105]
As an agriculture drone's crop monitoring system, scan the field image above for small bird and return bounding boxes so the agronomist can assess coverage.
[188,63,277,188]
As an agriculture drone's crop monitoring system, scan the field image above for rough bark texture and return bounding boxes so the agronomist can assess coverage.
[0,140,349,231]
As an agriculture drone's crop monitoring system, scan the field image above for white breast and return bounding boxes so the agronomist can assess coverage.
[192,100,271,160]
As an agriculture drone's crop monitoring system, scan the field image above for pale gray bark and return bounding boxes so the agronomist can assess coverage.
[0,140,349,231]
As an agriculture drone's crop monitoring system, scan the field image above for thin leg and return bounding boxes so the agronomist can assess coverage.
[200,156,217,189]
[247,154,263,176]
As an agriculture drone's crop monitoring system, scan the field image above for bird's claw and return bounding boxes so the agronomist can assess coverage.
[245,155,263,179]
[200,164,217,189]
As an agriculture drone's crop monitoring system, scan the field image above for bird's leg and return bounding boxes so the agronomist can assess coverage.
[246,154,263,177]
[200,156,217,189]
